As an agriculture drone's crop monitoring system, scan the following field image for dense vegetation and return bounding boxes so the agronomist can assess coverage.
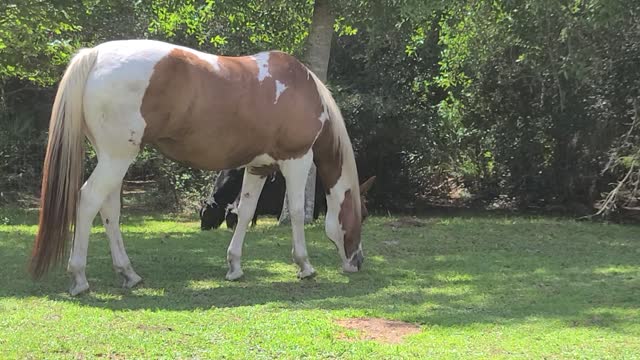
[2,1,639,216]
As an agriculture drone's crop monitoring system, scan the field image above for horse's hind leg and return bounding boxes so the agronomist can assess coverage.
[225,171,267,280]
[99,182,142,288]
[68,156,136,296]
[280,151,316,279]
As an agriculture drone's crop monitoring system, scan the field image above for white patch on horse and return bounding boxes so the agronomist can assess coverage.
[319,104,329,123]
[247,153,277,167]
[252,52,271,82]
[209,55,221,72]
[325,176,348,250]
[312,100,330,144]
[274,80,287,104]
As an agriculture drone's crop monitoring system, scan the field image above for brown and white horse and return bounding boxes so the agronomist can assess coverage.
[29,39,370,296]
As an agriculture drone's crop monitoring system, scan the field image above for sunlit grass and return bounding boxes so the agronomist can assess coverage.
[1,207,639,359]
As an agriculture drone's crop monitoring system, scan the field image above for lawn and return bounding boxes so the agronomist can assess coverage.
[1,207,639,359]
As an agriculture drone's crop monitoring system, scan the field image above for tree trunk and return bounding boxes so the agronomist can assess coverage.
[279,0,334,225]
[304,0,334,81]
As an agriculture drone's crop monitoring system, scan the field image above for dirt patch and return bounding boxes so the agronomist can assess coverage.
[336,318,421,344]
[94,353,127,360]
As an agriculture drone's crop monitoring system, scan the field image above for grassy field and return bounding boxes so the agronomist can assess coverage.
[1,207,639,359]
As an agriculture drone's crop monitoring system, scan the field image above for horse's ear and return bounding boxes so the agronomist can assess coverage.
[359,176,376,195]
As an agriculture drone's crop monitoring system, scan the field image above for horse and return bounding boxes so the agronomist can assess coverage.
[29,39,370,296]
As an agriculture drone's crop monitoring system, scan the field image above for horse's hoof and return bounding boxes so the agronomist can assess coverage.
[297,267,316,279]
[69,281,90,296]
[225,269,244,281]
[122,272,143,289]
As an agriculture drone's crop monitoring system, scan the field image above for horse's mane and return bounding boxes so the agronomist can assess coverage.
[308,71,361,218]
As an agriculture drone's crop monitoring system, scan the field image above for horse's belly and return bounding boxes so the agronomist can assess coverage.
[152,133,266,171]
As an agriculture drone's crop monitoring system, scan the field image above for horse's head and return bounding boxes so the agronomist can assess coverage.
[332,176,376,273]
[199,199,226,230]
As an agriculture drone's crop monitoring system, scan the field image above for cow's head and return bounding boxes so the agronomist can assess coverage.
[199,199,226,230]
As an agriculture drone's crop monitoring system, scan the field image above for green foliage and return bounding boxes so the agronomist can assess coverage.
[420,0,640,207]
[0,2,81,84]
[148,0,313,55]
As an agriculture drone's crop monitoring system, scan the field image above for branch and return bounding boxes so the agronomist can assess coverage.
[592,161,636,218]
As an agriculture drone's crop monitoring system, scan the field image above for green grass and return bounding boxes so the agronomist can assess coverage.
[1,207,639,359]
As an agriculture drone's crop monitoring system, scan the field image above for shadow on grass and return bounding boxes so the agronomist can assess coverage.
[1,209,639,332]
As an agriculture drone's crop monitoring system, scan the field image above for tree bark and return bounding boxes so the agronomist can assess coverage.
[279,0,334,225]
[304,0,334,82]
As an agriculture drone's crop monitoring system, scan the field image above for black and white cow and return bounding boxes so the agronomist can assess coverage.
[200,168,324,230]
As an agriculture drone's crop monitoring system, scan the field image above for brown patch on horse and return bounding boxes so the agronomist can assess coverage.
[336,318,421,344]
[339,189,361,257]
[313,120,343,192]
[140,48,324,170]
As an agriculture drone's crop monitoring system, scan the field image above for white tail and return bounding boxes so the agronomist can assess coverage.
[30,48,98,278]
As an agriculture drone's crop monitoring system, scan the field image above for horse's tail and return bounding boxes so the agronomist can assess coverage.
[309,71,361,217]
[30,47,98,278]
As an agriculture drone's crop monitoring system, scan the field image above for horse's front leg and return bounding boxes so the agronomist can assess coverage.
[280,152,316,279]
[225,171,266,280]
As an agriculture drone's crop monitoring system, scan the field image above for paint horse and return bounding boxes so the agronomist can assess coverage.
[30,39,369,296]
